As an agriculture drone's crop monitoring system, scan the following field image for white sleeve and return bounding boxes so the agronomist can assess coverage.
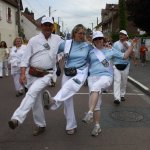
[20,41,32,67]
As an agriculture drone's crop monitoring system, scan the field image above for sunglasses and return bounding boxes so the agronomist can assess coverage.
[93,37,103,41]
[43,23,53,27]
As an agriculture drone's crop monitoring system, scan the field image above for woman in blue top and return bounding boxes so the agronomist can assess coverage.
[43,24,93,135]
[82,31,137,136]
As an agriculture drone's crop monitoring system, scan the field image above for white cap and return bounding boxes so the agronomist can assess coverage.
[119,30,128,36]
[41,16,54,24]
[92,31,104,40]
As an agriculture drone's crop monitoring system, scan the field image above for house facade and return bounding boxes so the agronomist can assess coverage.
[21,12,40,41]
[96,4,139,41]
[95,3,150,60]
[0,0,23,47]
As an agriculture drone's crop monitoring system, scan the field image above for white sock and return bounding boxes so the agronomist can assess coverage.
[95,123,100,127]
[88,111,93,114]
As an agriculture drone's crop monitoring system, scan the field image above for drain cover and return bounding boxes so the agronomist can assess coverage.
[111,111,143,122]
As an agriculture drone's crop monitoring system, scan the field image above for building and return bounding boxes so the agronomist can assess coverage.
[0,0,23,47]
[96,3,139,41]
[20,11,40,41]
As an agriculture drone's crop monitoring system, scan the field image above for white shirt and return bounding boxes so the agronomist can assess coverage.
[9,44,27,74]
[21,32,62,70]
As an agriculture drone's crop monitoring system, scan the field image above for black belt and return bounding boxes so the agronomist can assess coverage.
[46,68,53,71]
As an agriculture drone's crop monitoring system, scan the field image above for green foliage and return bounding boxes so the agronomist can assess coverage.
[126,0,150,35]
[111,33,119,42]
[119,0,127,30]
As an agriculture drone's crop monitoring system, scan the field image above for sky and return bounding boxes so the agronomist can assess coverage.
[22,0,118,33]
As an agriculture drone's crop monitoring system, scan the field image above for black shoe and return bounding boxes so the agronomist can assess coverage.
[66,128,77,135]
[16,91,23,97]
[114,100,120,104]
[33,126,46,136]
[102,90,107,93]
[8,119,19,129]
[121,97,125,101]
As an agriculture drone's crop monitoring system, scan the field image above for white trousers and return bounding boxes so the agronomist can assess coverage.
[52,67,88,130]
[88,76,113,111]
[0,60,9,77]
[11,74,53,127]
[0,61,3,77]
[113,64,130,101]
[13,73,24,91]
[3,59,9,76]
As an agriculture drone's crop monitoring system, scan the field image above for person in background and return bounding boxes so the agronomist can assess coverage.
[140,43,148,67]
[113,30,133,104]
[82,31,137,136]
[42,24,93,135]
[9,37,26,96]
[0,41,6,77]
[8,16,62,136]
[0,41,9,77]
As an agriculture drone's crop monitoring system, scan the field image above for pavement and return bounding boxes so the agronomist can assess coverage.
[0,60,150,150]
[128,60,150,96]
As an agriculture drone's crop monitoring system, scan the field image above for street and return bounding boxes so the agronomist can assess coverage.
[0,75,150,150]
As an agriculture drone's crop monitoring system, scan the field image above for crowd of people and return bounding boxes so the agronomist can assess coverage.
[0,16,145,137]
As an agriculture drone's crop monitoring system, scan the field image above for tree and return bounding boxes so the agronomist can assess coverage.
[126,0,150,35]
[119,0,127,30]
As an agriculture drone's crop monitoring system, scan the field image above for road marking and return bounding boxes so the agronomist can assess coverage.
[76,92,144,96]
[128,76,150,91]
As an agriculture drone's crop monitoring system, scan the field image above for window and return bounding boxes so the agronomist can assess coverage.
[7,7,12,23]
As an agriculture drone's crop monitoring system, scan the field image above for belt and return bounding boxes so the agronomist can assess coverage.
[29,66,53,77]
[46,68,53,71]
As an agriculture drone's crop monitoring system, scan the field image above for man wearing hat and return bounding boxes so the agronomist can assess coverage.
[113,30,131,104]
[8,16,62,136]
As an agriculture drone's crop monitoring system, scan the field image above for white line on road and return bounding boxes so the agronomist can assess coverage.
[128,76,150,91]
[76,92,144,96]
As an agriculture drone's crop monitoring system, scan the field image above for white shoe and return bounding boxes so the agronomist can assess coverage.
[91,125,101,136]
[43,90,55,110]
[82,112,93,123]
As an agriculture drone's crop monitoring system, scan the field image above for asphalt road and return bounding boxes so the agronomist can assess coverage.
[0,75,150,150]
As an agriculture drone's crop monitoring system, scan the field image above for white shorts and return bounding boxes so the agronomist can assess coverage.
[88,75,113,111]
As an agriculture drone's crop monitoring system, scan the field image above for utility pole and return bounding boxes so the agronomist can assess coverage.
[49,6,51,17]
[97,17,98,25]
[91,22,93,31]
[62,21,64,33]
[111,5,114,33]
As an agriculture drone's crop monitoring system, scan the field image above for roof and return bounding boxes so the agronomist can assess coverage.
[2,0,23,10]
[21,12,40,28]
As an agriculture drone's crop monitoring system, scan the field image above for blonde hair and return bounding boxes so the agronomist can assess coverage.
[13,37,23,46]
[71,24,86,39]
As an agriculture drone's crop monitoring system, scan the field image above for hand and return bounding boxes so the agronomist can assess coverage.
[20,73,27,85]
[56,62,61,76]
[132,38,138,47]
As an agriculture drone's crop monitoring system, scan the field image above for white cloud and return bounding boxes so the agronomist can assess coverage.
[22,0,118,33]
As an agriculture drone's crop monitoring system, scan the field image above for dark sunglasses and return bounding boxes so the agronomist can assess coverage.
[43,23,53,27]
[93,37,103,41]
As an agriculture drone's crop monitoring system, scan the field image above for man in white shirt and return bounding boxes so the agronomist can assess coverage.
[113,30,131,104]
[8,16,62,136]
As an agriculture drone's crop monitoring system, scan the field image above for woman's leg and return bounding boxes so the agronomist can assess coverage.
[83,76,112,123]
